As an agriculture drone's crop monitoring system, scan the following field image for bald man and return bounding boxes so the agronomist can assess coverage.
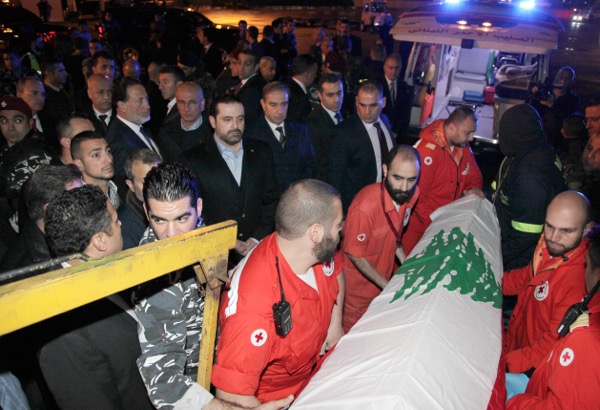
[122,58,141,80]
[157,82,212,162]
[86,73,114,134]
[503,191,594,374]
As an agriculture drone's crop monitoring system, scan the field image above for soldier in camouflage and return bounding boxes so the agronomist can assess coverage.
[0,95,53,224]
[134,162,293,410]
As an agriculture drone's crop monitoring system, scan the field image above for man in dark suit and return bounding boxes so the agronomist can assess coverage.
[378,54,413,141]
[157,82,212,162]
[259,25,277,60]
[334,19,362,57]
[105,77,159,197]
[84,74,114,135]
[328,80,395,212]
[197,26,224,79]
[306,73,345,181]
[246,82,316,193]
[286,54,318,122]
[182,95,279,264]
[41,59,73,154]
[145,61,167,139]
[158,65,185,128]
[235,49,266,130]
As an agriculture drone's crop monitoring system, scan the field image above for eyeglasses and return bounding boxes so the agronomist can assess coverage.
[585,117,600,124]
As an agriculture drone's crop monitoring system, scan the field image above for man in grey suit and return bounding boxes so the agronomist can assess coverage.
[327,80,395,211]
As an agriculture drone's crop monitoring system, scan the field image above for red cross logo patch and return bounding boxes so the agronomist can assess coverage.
[534,281,549,301]
[357,233,366,242]
[250,328,268,347]
[559,347,574,367]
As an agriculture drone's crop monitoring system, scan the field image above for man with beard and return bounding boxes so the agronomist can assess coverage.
[135,162,292,410]
[182,95,279,265]
[401,107,483,255]
[72,131,121,209]
[212,179,345,406]
[503,190,594,374]
[106,77,159,197]
[341,144,420,332]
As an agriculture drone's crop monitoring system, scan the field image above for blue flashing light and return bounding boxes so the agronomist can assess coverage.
[519,1,535,9]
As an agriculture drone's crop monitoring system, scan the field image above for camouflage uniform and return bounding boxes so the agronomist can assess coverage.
[0,132,53,206]
[134,222,214,409]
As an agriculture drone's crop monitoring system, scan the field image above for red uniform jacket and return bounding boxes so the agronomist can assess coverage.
[503,237,588,373]
[507,298,600,409]
[401,119,482,253]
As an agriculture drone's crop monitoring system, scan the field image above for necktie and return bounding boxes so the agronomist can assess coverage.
[233,81,242,96]
[275,126,286,149]
[389,80,396,108]
[373,121,389,162]
[334,112,343,125]
[98,114,108,133]
[139,126,159,153]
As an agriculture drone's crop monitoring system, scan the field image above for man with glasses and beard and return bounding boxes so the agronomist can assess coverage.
[341,145,420,332]
[212,179,345,407]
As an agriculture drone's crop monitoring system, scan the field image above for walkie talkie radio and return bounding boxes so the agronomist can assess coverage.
[273,256,292,337]
[557,279,600,337]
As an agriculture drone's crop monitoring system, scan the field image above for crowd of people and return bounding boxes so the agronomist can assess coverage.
[0,9,600,410]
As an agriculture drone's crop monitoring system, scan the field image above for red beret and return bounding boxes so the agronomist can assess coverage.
[0,96,33,118]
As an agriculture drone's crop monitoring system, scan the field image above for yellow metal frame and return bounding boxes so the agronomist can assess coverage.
[0,220,237,390]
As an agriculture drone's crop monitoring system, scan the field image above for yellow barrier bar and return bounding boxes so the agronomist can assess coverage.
[0,221,237,336]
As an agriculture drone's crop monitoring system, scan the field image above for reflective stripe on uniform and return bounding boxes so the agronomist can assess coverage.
[511,220,544,233]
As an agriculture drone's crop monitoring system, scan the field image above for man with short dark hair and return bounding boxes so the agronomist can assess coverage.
[157,81,212,162]
[197,26,224,78]
[183,95,279,263]
[40,184,153,410]
[286,54,318,122]
[246,82,315,193]
[333,19,362,57]
[402,106,483,254]
[119,148,161,249]
[134,162,292,410]
[106,77,158,196]
[72,131,120,209]
[213,179,345,406]
[158,65,185,127]
[306,73,344,180]
[246,26,263,57]
[56,113,95,165]
[328,80,395,212]
[91,50,116,80]
[342,145,421,331]
[1,164,82,270]
[235,50,265,129]
[41,59,73,153]
[0,95,53,205]
[503,191,594,374]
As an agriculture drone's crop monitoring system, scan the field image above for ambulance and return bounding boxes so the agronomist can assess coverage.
[390,1,564,143]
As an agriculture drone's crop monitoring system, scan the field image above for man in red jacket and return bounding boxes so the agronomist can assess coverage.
[401,107,483,254]
[504,191,594,374]
[342,144,420,331]
[507,224,600,409]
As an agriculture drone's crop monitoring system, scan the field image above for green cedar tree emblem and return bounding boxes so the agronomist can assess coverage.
[391,227,501,308]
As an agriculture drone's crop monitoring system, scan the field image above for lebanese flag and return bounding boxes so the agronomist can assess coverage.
[292,196,506,409]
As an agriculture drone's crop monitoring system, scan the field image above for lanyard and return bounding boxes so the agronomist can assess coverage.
[380,182,402,245]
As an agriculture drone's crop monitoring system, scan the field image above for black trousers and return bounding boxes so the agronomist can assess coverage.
[38,298,153,410]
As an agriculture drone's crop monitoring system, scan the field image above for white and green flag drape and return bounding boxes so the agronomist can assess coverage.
[292,196,504,409]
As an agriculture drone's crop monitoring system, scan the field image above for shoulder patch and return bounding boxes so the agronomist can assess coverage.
[425,142,437,150]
